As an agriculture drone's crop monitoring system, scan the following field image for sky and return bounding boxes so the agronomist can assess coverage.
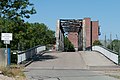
[25,0,120,40]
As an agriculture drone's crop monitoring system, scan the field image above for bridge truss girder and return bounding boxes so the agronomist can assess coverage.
[56,19,85,51]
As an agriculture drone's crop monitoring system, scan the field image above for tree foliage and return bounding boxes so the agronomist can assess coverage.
[93,40,102,46]
[0,0,55,50]
[0,19,55,50]
[0,0,36,21]
[64,37,75,52]
[107,39,120,53]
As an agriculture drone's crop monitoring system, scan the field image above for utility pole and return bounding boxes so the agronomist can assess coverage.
[116,34,119,53]
[104,34,107,47]
[110,33,112,49]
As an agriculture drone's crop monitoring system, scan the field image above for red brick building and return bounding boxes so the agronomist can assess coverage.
[68,18,99,50]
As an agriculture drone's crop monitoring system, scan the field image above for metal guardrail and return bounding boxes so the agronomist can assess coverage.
[92,46,118,64]
[17,45,46,64]
[98,45,118,55]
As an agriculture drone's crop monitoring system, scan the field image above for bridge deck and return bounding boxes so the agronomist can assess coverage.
[26,52,86,69]
[26,51,117,70]
[24,51,120,80]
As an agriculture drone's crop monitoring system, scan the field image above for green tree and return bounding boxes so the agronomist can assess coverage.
[107,39,120,54]
[64,37,75,52]
[0,1,55,50]
[21,22,55,50]
[0,18,55,50]
[0,0,36,50]
[0,0,36,21]
[93,40,102,46]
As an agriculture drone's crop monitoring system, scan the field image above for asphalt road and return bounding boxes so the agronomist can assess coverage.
[24,51,119,80]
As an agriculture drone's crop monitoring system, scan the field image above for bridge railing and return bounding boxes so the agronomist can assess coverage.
[92,46,118,64]
[17,45,46,64]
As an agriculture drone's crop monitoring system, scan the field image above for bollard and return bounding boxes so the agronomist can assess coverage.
[7,48,11,65]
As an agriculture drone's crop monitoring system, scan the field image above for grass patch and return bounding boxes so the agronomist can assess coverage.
[0,65,26,80]
[108,74,120,79]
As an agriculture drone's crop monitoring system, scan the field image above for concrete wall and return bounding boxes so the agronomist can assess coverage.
[0,48,10,66]
[0,48,6,66]
[92,46,118,64]
[17,46,46,64]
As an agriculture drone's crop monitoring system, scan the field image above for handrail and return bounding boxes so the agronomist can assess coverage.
[92,46,118,64]
[17,45,46,64]
[98,45,118,55]
[18,45,43,55]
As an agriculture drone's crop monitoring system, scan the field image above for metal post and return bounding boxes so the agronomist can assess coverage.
[6,44,8,66]
[90,22,92,51]
[104,34,107,47]
[7,48,11,65]
[110,33,112,50]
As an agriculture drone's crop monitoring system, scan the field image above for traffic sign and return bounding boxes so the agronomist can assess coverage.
[4,40,10,44]
[1,33,12,41]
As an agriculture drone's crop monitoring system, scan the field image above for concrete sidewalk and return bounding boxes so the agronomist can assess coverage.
[80,51,116,66]
[80,51,118,70]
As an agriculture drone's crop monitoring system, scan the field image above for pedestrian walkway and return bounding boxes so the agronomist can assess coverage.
[80,51,119,70]
[81,51,115,66]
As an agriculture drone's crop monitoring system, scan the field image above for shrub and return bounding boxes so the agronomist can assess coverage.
[64,37,75,52]
[0,65,26,79]
[93,40,102,46]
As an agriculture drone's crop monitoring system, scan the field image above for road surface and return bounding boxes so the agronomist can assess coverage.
[24,51,120,80]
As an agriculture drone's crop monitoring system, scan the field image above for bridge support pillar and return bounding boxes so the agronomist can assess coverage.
[82,19,86,51]
[56,20,64,51]
[78,29,83,51]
